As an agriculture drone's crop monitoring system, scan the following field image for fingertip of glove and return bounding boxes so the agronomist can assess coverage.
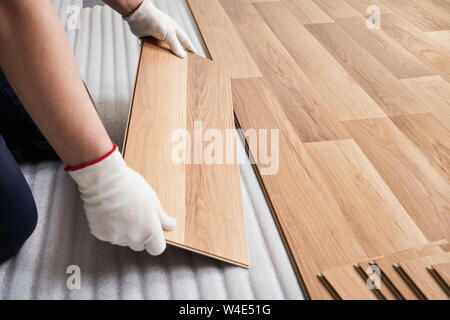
[174,49,186,58]
[163,217,177,231]
[145,238,167,256]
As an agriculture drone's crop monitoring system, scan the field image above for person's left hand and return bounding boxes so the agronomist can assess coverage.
[124,0,196,58]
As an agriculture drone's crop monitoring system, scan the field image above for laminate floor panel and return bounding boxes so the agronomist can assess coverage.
[344,0,394,15]
[254,2,386,121]
[390,113,450,182]
[283,0,333,24]
[236,22,350,142]
[320,266,377,300]
[398,253,450,299]
[380,0,450,32]
[306,22,430,116]
[312,0,361,19]
[360,241,448,300]
[381,14,450,82]
[336,16,433,79]
[343,118,450,242]
[232,77,369,299]
[426,30,450,51]
[431,263,450,287]
[400,76,450,129]
[124,40,249,267]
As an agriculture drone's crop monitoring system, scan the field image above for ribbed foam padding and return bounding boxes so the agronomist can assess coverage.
[0,0,304,300]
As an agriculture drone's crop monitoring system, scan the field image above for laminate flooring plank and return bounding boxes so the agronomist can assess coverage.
[304,140,427,257]
[187,0,261,79]
[307,22,430,116]
[236,22,350,142]
[380,0,450,32]
[431,0,450,12]
[400,76,450,130]
[391,113,450,182]
[336,16,433,79]
[124,40,249,267]
[184,55,249,267]
[364,243,448,299]
[426,30,450,52]
[186,0,231,27]
[217,0,264,25]
[432,263,450,285]
[398,253,450,299]
[312,0,361,19]
[321,266,377,300]
[232,77,369,299]
[254,2,385,121]
[380,14,450,82]
[321,242,448,300]
[124,41,187,245]
[198,25,261,79]
[344,0,393,15]
[283,0,333,24]
[343,118,450,242]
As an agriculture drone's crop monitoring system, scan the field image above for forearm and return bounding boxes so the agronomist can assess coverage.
[103,0,142,16]
[0,0,112,166]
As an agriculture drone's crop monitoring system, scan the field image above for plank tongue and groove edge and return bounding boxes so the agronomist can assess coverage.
[123,39,249,268]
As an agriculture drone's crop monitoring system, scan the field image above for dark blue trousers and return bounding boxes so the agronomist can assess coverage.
[0,135,38,263]
[0,68,56,263]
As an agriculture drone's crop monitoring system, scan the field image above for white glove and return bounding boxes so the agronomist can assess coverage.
[67,145,176,256]
[124,0,196,58]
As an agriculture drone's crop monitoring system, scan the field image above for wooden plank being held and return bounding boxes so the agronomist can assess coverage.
[254,1,385,121]
[343,118,450,242]
[124,39,249,267]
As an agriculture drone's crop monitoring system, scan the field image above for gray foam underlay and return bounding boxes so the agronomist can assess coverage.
[0,0,304,299]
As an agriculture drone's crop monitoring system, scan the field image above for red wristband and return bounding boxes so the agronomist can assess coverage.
[64,144,118,172]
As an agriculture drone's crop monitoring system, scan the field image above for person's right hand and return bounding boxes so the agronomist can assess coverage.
[66,144,176,255]
[124,0,196,58]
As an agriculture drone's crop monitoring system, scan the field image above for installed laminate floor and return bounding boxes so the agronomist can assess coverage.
[129,0,450,298]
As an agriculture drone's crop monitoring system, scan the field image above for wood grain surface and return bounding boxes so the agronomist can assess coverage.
[398,253,450,299]
[432,263,450,286]
[360,241,448,299]
[124,40,249,267]
[343,118,450,242]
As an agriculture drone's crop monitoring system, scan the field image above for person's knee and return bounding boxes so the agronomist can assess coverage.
[0,188,38,263]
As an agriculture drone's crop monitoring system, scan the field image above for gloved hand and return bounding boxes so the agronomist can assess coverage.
[124,0,196,58]
[66,144,176,255]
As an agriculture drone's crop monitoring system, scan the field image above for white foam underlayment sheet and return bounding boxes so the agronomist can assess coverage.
[0,0,304,299]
